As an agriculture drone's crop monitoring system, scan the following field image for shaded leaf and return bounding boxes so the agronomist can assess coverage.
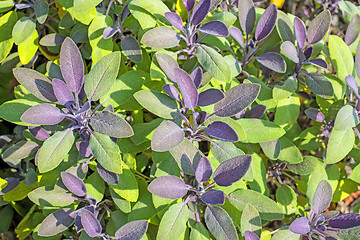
[34,0,48,24]
[345,14,360,45]
[213,155,252,186]
[115,220,149,240]
[191,0,210,25]
[238,0,254,34]
[202,189,225,205]
[213,83,260,117]
[305,108,325,122]
[247,105,266,119]
[190,66,203,88]
[156,52,179,82]
[39,33,66,46]
[38,208,75,237]
[163,84,180,101]
[1,141,39,167]
[151,120,184,152]
[304,73,333,99]
[205,205,238,240]
[183,0,195,12]
[97,163,119,185]
[305,58,328,69]
[345,75,360,98]
[28,186,75,207]
[241,204,261,237]
[328,213,360,229]
[52,78,75,106]
[255,4,277,41]
[204,121,239,142]
[195,157,212,183]
[148,175,187,199]
[255,52,286,73]
[121,35,142,63]
[198,88,224,106]
[307,10,331,44]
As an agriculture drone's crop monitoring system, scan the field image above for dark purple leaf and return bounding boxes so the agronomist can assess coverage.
[103,26,119,39]
[307,10,331,44]
[195,157,212,183]
[298,91,311,100]
[238,0,254,34]
[305,108,325,122]
[74,215,83,232]
[120,5,130,24]
[183,0,196,12]
[156,52,179,82]
[311,180,332,217]
[21,104,65,125]
[247,105,266,118]
[255,52,286,73]
[229,27,244,48]
[199,20,229,37]
[12,68,57,102]
[346,75,360,99]
[198,89,224,106]
[151,120,184,152]
[29,126,50,141]
[61,171,87,197]
[294,17,306,49]
[97,163,119,185]
[202,189,225,205]
[214,83,260,117]
[328,213,360,229]
[190,0,211,26]
[305,58,328,69]
[194,111,207,126]
[121,35,142,62]
[39,33,66,47]
[289,217,311,234]
[255,4,277,41]
[165,12,184,31]
[245,6,256,35]
[190,66,203,88]
[213,155,252,186]
[115,220,149,240]
[52,78,75,106]
[205,121,239,142]
[141,26,180,49]
[80,209,102,237]
[148,175,188,199]
[304,47,313,60]
[76,141,93,157]
[60,37,84,93]
[345,14,360,45]
[38,208,76,237]
[163,84,180,101]
[0,177,20,195]
[281,41,299,63]
[175,68,198,110]
[244,231,260,240]
[357,40,360,80]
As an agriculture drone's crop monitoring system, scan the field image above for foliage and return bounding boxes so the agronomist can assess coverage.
[0,0,360,240]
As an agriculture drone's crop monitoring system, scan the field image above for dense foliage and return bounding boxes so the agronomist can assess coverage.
[0,0,360,239]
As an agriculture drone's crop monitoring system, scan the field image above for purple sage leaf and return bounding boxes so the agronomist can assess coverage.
[307,10,331,45]
[21,104,65,125]
[80,209,102,237]
[281,41,299,63]
[103,26,119,39]
[328,213,360,229]
[195,157,212,183]
[245,6,256,35]
[205,121,239,142]
[61,171,87,197]
[151,120,184,152]
[29,126,50,141]
[244,231,261,240]
[311,180,332,217]
[230,26,244,48]
[289,217,311,234]
[199,20,229,37]
[255,52,286,73]
[97,163,119,185]
[247,105,266,119]
[255,4,277,41]
[120,5,130,24]
[163,84,181,101]
[175,68,198,110]
[115,220,149,240]
[304,47,313,60]
[194,111,207,126]
[76,141,93,157]
[165,12,184,31]
[156,52,179,83]
[148,175,188,199]
[190,0,211,26]
[141,26,180,49]
[202,189,225,205]
[190,66,203,88]
[346,75,360,98]
[38,208,76,237]
[60,37,84,93]
[294,17,306,49]
[198,88,224,106]
[213,155,252,186]
[305,58,328,69]
[238,0,254,34]
[305,108,325,122]
[183,0,196,12]
[52,78,75,106]
[345,14,360,46]
[213,83,260,117]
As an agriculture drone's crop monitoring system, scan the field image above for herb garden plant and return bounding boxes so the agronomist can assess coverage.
[0,0,360,239]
